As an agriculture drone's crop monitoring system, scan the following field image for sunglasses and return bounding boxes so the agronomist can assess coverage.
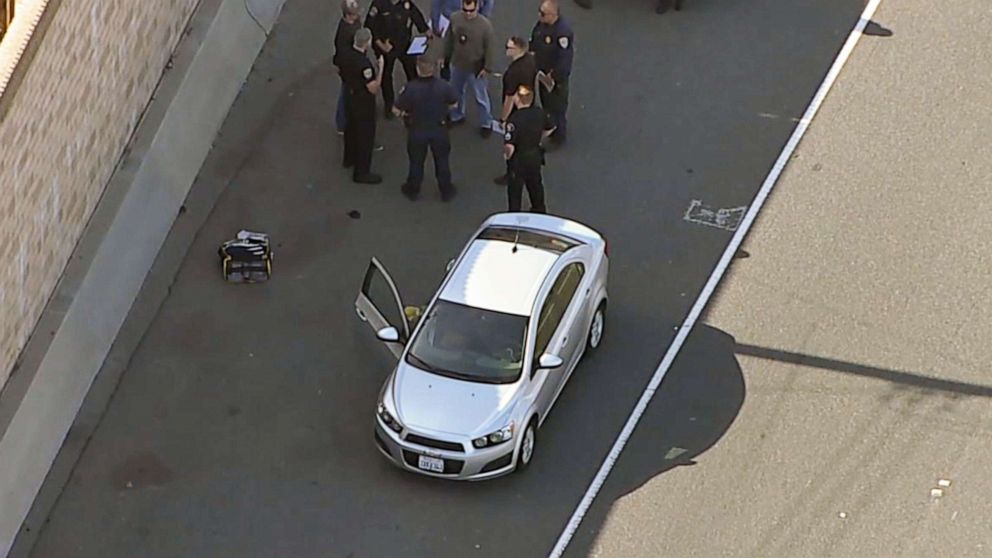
[463,6,477,12]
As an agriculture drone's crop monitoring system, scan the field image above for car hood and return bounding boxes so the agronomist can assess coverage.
[392,360,519,436]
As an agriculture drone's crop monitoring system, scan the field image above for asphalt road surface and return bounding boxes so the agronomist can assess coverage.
[21,0,884,556]
[578,0,992,556]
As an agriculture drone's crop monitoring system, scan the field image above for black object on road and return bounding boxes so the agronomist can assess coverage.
[218,230,273,283]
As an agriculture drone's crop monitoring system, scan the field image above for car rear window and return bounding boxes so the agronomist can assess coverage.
[477,226,579,254]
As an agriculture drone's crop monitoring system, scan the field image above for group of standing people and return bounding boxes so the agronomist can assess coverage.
[333,0,574,213]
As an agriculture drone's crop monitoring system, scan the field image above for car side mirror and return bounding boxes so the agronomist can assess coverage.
[538,353,564,370]
[446,258,456,272]
[376,326,400,343]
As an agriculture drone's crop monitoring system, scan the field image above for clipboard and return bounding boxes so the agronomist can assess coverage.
[407,36,428,56]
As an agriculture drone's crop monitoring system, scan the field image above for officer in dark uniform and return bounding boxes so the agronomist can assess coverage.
[365,0,430,118]
[393,56,459,202]
[340,28,385,184]
[503,85,555,213]
[494,36,537,185]
[531,0,573,145]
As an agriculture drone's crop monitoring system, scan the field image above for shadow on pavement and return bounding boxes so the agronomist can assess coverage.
[735,344,992,398]
[563,324,745,556]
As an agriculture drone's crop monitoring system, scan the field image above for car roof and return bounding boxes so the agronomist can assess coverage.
[438,238,562,316]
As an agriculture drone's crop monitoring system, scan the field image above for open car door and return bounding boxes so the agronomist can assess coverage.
[355,257,410,358]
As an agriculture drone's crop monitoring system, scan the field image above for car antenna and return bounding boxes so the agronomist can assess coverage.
[512,229,519,253]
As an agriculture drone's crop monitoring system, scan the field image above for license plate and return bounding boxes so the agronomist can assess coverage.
[417,455,445,473]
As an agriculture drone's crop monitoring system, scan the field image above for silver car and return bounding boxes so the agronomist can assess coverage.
[355,213,609,480]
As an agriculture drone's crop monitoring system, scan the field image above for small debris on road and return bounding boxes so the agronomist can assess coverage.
[665,447,687,460]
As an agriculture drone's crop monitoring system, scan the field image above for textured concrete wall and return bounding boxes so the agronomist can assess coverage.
[0,0,200,390]
[0,0,285,555]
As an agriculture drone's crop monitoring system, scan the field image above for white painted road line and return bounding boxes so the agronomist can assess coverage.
[548,1,885,556]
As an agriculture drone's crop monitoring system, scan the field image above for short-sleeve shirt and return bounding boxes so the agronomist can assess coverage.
[505,105,553,161]
[396,77,459,130]
[339,48,377,112]
[502,53,537,100]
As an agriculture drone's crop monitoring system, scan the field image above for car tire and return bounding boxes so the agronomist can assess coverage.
[586,302,606,352]
[515,419,538,472]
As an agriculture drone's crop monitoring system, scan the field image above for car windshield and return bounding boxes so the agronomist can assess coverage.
[405,300,528,384]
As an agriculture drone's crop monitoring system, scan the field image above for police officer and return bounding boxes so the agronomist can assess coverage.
[393,56,459,201]
[340,28,385,184]
[531,0,573,146]
[503,85,555,213]
[366,0,430,117]
[494,36,537,185]
[334,0,363,134]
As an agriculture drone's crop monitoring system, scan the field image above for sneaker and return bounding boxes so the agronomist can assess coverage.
[493,174,508,186]
[353,173,383,184]
[480,127,492,139]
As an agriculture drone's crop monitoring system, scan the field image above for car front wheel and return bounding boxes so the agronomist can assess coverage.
[515,420,537,472]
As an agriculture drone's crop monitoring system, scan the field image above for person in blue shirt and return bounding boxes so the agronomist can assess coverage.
[530,0,573,145]
[393,56,460,202]
[431,0,493,78]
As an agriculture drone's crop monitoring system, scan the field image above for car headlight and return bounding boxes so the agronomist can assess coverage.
[377,402,403,433]
[472,422,514,448]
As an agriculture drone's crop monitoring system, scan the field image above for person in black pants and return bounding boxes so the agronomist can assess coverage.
[333,0,362,134]
[340,28,385,184]
[531,0,574,146]
[503,85,555,213]
[394,56,459,201]
[365,0,430,118]
[493,36,537,185]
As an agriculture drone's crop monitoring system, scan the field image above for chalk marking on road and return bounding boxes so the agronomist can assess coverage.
[548,1,884,556]
[684,200,748,232]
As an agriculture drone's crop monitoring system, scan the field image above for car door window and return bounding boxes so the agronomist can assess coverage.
[365,268,405,336]
[533,263,586,363]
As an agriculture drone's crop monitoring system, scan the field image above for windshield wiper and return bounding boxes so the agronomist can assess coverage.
[406,352,443,374]
[405,353,487,383]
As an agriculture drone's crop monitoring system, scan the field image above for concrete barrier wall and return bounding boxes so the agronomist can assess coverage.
[0,0,284,555]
